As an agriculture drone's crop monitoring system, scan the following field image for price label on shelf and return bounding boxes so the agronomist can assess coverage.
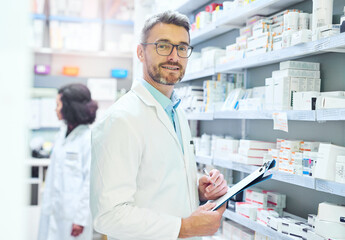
[272,112,288,132]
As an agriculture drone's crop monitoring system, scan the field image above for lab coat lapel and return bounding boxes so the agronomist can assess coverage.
[131,81,183,153]
[176,107,198,210]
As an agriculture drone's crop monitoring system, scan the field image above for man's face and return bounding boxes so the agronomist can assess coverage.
[140,23,189,85]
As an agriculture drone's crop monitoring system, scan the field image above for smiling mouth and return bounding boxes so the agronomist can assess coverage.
[161,65,180,71]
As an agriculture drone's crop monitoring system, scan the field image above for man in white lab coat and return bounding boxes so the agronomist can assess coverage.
[90,11,228,240]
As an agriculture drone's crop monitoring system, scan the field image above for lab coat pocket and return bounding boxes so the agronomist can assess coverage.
[64,151,82,192]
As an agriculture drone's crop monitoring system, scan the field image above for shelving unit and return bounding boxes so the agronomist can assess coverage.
[198,156,345,197]
[183,33,345,80]
[34,75,88,89]
[186,110,320,121]
[223,210,296,240]
[26,158,50,205]
[182,68,216,82]
[195,155,213,165]
[187,112,213,121]
[190,0,304,45]
[34,47,132,58]
[49,15,102,23]
[216,33,345,72]
[174,0,213,15]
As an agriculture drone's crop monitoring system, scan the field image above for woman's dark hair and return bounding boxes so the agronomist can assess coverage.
[58,83,98,126]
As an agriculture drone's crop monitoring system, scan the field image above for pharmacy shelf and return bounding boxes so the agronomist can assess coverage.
[213,157,345,197]
[190,0,304,45]
[174,0,212,15]
[182,68,215,82]
[214,110,316,121]
[49,15,102,23]
[195,155,213,165]
[315,179,345,197]
[34,75,88,89]
[216,33,345,72]
[186,112,213,120]
[214,111,272,120]
[271,170,315,189]
[32,14,46,20]
[191,23,235,45]
[217,0,304,27]
[213,158,257,174]
[223,210,294,240]
[34,47,133,58]
[27,158,50,167]
[316,108,345,121]
[104,19,134,26]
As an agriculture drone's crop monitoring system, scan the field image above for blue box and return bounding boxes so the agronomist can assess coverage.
[111,69,128,78]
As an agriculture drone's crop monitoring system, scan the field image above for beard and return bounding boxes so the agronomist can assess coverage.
[147,61,185,86]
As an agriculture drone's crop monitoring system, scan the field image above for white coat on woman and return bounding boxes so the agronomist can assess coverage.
[90,80,200,240]
[38,124,93,240]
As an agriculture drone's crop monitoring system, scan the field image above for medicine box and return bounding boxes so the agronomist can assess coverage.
[316,96,345,109]
[314,143,345,181]
[291,29,312,46]
[247,32,274,49]
[214,138,239,160]
[239,147,268,158]
[315,218,345,239]
[317,202,345,225]
[272,34,283,51]
[280,61,320,71]
[272,69,320,79]
[239,140,276,150]
[293,91,320,110]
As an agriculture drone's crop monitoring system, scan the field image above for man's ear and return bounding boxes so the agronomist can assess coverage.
[137,45,144,62]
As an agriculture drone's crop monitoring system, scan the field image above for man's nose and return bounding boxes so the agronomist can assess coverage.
[167,46,180,62]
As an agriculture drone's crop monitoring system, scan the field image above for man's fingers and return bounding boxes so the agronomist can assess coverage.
[200,202,216,211]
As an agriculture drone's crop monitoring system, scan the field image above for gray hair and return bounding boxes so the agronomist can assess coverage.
[141,10,190,43]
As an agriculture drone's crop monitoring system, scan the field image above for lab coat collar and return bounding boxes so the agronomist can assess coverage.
[61,124,89,142]
[131,80,184,155]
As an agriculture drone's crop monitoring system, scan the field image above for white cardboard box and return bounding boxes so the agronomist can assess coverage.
[272,69,320,79]
[239,140,276,150]
[318,202,345,225]
[315,143,345,181]
[280,61,320,71]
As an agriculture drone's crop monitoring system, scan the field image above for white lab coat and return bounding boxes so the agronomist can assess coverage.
[38,124,93,240]
[90,81,200,240]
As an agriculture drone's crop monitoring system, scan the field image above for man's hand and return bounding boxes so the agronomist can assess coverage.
[178,202,226,238]
[71,224,84,237]
[199,169,228,202]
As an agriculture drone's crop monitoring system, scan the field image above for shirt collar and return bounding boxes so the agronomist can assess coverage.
[139,78,181,111]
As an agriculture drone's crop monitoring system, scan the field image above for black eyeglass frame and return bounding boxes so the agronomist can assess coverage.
[141,42,194,58]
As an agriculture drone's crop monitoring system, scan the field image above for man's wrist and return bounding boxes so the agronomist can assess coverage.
[178,217,193,238]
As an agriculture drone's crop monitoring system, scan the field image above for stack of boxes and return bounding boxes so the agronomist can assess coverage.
[313,202,345,239]
[238,140,276,165]
[222,8,315,63]
[223,220,256,240]
[265,60,321,111]
[230,188,286,226]
[175,86,203,113]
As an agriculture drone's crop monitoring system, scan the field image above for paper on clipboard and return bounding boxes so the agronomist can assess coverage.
[208,160,276,211]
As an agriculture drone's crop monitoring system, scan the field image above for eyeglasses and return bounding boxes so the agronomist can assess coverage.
[141,42,193,58]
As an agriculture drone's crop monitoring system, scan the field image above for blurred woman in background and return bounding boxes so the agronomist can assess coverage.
[38,83,98,240]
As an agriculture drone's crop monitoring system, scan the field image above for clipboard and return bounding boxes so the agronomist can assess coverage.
[208,160,276,211]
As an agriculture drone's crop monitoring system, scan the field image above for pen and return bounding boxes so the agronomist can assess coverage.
[203,168,216,186]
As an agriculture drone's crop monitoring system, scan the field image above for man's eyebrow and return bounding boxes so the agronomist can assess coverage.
[156,39,190,46]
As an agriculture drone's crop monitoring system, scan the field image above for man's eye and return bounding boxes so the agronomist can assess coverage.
[178,46,188,51]
[158,44,170,49]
